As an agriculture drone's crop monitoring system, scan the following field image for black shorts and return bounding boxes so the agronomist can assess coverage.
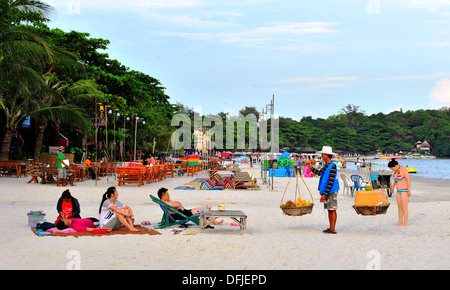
[170,209,192,220]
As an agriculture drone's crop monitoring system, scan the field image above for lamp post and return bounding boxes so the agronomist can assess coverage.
[95,102,103,162]
[134,116,145,162]
[114,109,119,161]
[267,95,275,191]
[125,114,130,161]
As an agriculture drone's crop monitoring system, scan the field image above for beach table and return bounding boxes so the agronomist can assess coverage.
[41,166,75,185]
[199,210,247,234]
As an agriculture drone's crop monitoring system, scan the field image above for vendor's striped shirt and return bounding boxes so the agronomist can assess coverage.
[310,163,337,195]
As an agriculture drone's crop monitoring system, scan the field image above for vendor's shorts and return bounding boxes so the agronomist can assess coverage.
[102,217,122,230]
[324,192,338,211]
[58,168,67,179]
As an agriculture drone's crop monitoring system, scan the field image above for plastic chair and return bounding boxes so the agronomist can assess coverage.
[350,175,366,197]
[340,174,353,196]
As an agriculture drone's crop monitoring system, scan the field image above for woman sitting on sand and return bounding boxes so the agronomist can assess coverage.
[98,187,140,232]
[388,158,411,226]
[54,190,81,230]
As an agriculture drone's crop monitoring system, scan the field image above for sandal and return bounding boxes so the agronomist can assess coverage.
[141,221,151,226]
[322,228,337,234]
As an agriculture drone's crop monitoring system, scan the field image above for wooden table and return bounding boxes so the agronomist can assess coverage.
[41,166,75,185]
[199,210,247,234]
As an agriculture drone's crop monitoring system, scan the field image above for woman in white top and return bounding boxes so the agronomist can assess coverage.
[98,187,139,231]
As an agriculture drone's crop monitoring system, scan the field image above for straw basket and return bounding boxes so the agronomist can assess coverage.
[280,173,314,217]
[280,204,314,216]
[352,204,390,216]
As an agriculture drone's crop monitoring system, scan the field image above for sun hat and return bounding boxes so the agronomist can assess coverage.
[317,146,336,155]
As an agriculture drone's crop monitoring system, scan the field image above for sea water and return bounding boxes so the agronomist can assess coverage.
[344,158,450,181]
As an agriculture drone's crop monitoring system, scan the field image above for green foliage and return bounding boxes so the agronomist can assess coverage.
[279,105,450,157]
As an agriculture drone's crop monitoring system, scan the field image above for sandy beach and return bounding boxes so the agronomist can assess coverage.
[0,164,448,271]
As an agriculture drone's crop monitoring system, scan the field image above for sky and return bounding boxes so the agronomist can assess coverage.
[45,0,450,120]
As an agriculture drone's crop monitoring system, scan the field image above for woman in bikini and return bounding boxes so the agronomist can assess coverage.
[388,158,411,226]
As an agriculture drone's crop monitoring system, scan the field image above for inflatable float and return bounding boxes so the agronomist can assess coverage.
[303,166,315,177]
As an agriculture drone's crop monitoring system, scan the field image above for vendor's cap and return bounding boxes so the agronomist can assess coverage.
[317,146,336,155]
[59,146,65,151]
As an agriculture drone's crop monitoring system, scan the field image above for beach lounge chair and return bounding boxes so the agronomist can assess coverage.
[200,180,224,190]
[150,195,200,229]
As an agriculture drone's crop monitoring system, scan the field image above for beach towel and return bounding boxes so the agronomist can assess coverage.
[31,225,161,237]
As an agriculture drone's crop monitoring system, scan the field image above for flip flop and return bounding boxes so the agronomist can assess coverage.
[183,232,197,235]
[230,222,240,227]
[322,228,337,234]
[141,221,151,226]
[205,225,214,229]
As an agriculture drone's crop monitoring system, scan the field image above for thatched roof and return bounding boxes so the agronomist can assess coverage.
[301,146,316,153]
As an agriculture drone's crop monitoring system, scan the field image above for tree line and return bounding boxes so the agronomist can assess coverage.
[1,1,449,161]
[0,0,177,161]
[278,104,450,157]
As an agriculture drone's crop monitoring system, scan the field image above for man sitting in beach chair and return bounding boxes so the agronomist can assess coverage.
[152,188,223,229]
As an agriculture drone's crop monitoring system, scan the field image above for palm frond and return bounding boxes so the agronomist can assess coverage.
[29,105,92,132]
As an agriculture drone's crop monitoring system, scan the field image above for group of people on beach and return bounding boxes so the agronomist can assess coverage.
[53,145,412,235]
[306,146,412,234]
[54,187,139,233]
[53,186,223,233]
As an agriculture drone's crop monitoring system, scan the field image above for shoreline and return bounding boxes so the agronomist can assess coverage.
[0,164,448,270]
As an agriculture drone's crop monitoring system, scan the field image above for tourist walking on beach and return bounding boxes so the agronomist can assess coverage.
[98,187,140,231]
[388,158,411,226]
[57,146,69,187]
[294,155,302,177]
[54,189,81,230]
[307,146,340,234]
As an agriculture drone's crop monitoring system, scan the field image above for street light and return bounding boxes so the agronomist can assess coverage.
[134,116,144,162]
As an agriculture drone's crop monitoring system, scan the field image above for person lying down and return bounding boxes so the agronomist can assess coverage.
[157,187,223,226]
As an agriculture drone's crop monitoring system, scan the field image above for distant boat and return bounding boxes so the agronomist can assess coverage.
[406,166,417,174]
[376,156,402,160]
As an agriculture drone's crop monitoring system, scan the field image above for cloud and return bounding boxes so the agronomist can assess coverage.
[281,76,359,83]
[308,84,350,89]
[373,72,450,81]
[411,41,450,47]
[151,22,339,50]
[400,0,450,12]
[430,78,450,108]
[47,0,203,11]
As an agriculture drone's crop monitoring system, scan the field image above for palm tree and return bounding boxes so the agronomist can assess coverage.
[0,0,94,160]
[32,72,99,159]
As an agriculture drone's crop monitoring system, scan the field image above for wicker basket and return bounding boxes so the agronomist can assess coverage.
[280,204,314,216]
[352,204,390,216]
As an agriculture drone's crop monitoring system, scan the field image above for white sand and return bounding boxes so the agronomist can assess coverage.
[0,164,449,270]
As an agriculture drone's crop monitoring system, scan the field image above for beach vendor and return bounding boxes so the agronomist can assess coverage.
[388,158,411,226]
[57,146,69,187]
[307,146,340,234]
[98,187,140,232]
[54,189,81,230]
